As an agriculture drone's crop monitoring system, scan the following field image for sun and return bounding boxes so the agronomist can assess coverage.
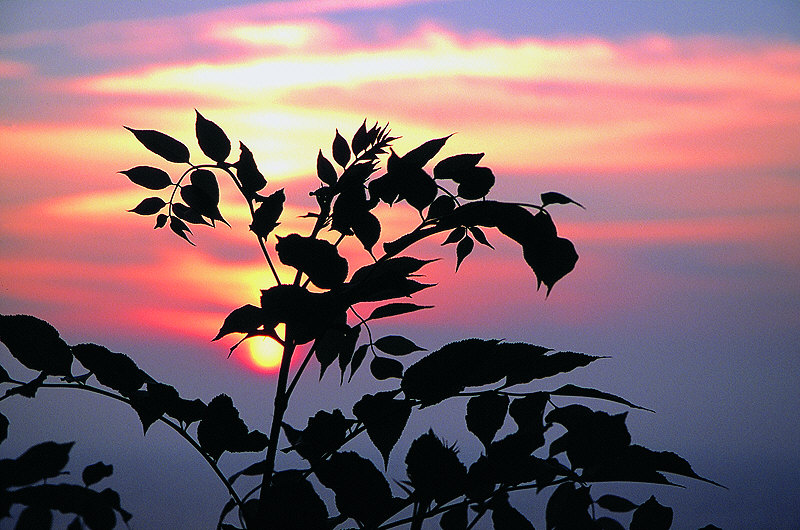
[246,324,285,373]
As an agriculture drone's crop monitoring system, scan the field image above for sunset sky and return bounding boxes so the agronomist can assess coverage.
[1,1,799,528]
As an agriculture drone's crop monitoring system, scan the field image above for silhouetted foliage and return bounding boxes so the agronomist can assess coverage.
[0,116,723,529]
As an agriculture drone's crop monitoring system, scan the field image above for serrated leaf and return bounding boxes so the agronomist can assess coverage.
[455,235,474,271]
[1,441,74,488]
[630,496,672,530]
[120,166,172,190]
[370,356,403,380]
[332,129,351,167]
[406,429,467,504]
[195,110,231,163]
[235,142,267,196]
[541,191,584,209]
[276,234,348,289]
[124,126,190,164]
[72,343,146,396]
[259,471,329,530]
[82,462,113,487]
[374,335,425,356]
[353,392,412,467]
[197,394,268,461]
[316,150,337,185]
[128,197,166,215]
[367,303,432,320]
[466,392,509,449]
[0,314,73,376]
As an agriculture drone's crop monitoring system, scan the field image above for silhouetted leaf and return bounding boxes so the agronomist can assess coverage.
[14,505,52,530]
[343,257,436,304]
[466,392,509,449]
[441,226,466,245]
[124,126,190,164]
[147,381,206,425]
[352,210,381,253]
[352,120,369,155]
[8,484,126,530]
[5,372,46,399]
[508,392,549,437]
[332,129,351,167]
[596,494,638,513]
[250,188,284,239]
[426,195,456,220]
[545,482,592,530]
[541,191,584,209]
[469,226,493,248]
[368,303,432,321]
[259,470,328,530]
[213,304,266,341]
[314,325,358,380]
[197,394,268,460]
[316,149,337,185]
[353,391,412,467]
[403,135,452,168]
[82,462,113,487]
[374,335,425,356]
[551,384,654,412]
[188,168,226,223]
[315,451,395,526]
[235,143,267,197]
[286,409,350,461]
[546,405,631,471]
[433,153,484,180]
[406,430,467,504]
[455,166,495,200]
[195,110,230,163]
[171,202,209,225]
[0,441,73,489]
[370,356,403,380]
[0,363,11,383]
[595,517,626,530]
[506,350,604,385]
[128,197,166,215]
[348,344,369,382]
[276,234,348,289]
[440,503,467,530]
[72,343,146,396]
[261,285,347,344]
[154,213,168,229]
[0,314,73,376]
[455,235,474,270]
[490,493,535,530]
[169,216,194,245]
[630,496,672,530]
[128,389,165,434]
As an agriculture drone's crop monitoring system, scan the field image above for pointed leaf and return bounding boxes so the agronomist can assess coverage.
[490,494,535,530]
[169,216,194,245]
[82,462,114,487]
[433,152,484,180]
[469,226,493,248]
[316,150,337,185]
[124,127,190,163]
[370,356,403,380]
[128,197,166,215]
[213,304,265,341]
[120,166,172,190]
[406,429,467,504]
[72,343,146,396]
[630,496,673,530]
[466,392,509,449]
[0,314,73,376]
[353,392,412,467]
[195,110,230,163]
[352,210,381,253]
[154,213,168,229]
[348,344,369,382]
[260,471,329,530]
[442,226,465,245]
[352,120,369,155]
[171,202,210,225]
[426,194,456,220]
[197,394,267,460]
[367,303,432,321]
[235,142,267,196]
[0,411,8,445]
[541,191,584,209]
[250,188,284,239]
[374,335,425,356]
[455,235,474,271]
[1,441,74,488]
[403,135,453,168]
[551,384,654,412]
[332,129,351,167]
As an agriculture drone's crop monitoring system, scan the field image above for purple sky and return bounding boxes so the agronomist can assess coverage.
[1,1,799,528]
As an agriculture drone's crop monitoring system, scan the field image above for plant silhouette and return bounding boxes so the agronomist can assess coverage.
[0,114,723,529]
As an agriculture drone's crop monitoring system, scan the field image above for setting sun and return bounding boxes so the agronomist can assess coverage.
[246,324,285,372]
